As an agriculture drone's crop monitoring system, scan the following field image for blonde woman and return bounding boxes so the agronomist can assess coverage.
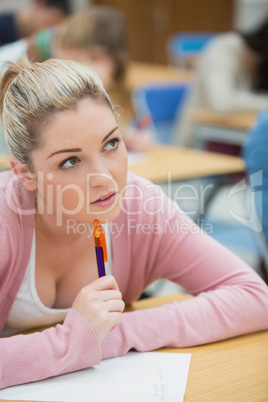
[0,5,130,155]
[0,58,267,390]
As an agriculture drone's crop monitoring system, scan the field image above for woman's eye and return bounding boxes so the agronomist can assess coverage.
[104,138,121,151]
[60,156,80,170]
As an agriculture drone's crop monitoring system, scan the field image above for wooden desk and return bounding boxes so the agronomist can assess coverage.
[2,294,267,402]
[126,61,193,90]
[0,154,9,170]
[191,110,257,131]
[127,294,268,401]
[128,146,245,183]
[191,109,257,149]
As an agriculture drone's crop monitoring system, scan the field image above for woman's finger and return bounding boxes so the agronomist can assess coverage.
[101,289,123,302]
[104,299,125,313]
[87,275,119,291]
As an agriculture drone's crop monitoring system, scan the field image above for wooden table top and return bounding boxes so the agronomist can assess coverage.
[128,146,245,182]
[127,294,268,401]
[0,154,9,170]
[126,61,193,90]
[191,109,257,131]
[2,293,267,401]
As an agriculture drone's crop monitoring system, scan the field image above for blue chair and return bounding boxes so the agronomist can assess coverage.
[167,32,215,69]
[244,109,268,280]
[132,82,191,145]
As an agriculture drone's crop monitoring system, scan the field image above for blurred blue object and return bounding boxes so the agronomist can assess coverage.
[243,109,268,244]
[0,120,9,155]
[167,32,215,68]
[243,108,268,277]
[132,82,191,144]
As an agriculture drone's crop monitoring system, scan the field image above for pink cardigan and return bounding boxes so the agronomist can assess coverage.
[1,170,268,389]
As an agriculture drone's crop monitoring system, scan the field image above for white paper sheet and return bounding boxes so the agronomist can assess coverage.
[0,352,191,401]
[127,151,149,166]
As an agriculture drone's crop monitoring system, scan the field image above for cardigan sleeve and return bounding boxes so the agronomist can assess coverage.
[101,180,268,359]
[0,309,101,389]
[0,214,20,331]
[0,210,33,331]
[101,243,268,358]
[0,214,14,289]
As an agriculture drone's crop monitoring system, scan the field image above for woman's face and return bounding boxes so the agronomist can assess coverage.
[30,99,128,228]
[55,47,117,88]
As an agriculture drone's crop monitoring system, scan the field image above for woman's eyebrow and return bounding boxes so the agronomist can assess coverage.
[46,126,119,159]
[101,126,119,143]
[46,148,82,160]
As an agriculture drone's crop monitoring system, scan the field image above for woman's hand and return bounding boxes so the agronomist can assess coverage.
[71,275,125,342]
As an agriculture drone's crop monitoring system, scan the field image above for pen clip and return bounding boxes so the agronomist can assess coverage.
[93,219,107,262]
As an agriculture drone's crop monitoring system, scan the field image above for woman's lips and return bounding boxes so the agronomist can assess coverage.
[91,192,118,208]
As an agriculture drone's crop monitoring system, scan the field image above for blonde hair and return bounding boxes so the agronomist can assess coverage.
[0,58,113,170]
[54,5,128,82]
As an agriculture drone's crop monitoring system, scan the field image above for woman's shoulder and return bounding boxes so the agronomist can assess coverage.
[214,32,242,45]
[202,32,243,59]
[0,170,35,224]
[127,171,150,186]
[0,170,16,199]
[126,171,165,197]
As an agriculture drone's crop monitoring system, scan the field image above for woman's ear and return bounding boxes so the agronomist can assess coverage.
[9,157,38,192]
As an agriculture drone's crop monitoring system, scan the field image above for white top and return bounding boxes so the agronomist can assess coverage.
[176,33,268,146]
[6,224,113,330]
[0,39,27,67]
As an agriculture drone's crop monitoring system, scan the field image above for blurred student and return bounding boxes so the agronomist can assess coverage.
[0,5,128,89]
[0,5,152,154]
[0,5,133,154]
[176,18,268,147]
[0,0,70,47]
[244,109,268,248]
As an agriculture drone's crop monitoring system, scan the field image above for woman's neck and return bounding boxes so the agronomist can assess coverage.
[35,213,93,247]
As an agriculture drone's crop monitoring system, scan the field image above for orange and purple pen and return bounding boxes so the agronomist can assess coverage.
[93,219,107,277]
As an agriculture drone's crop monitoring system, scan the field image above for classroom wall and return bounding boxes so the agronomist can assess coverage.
[93,0,234,64]
[93,0,268,64]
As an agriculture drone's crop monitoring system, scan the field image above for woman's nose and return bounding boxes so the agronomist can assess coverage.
[86,160,116,189]
[88,171,114,189]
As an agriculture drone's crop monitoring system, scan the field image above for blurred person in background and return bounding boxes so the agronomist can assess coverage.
[27,5,128,90]
[0,5,152,154]
[175,18,268,147]
[244,108,268,268]
[0,0,70,47]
